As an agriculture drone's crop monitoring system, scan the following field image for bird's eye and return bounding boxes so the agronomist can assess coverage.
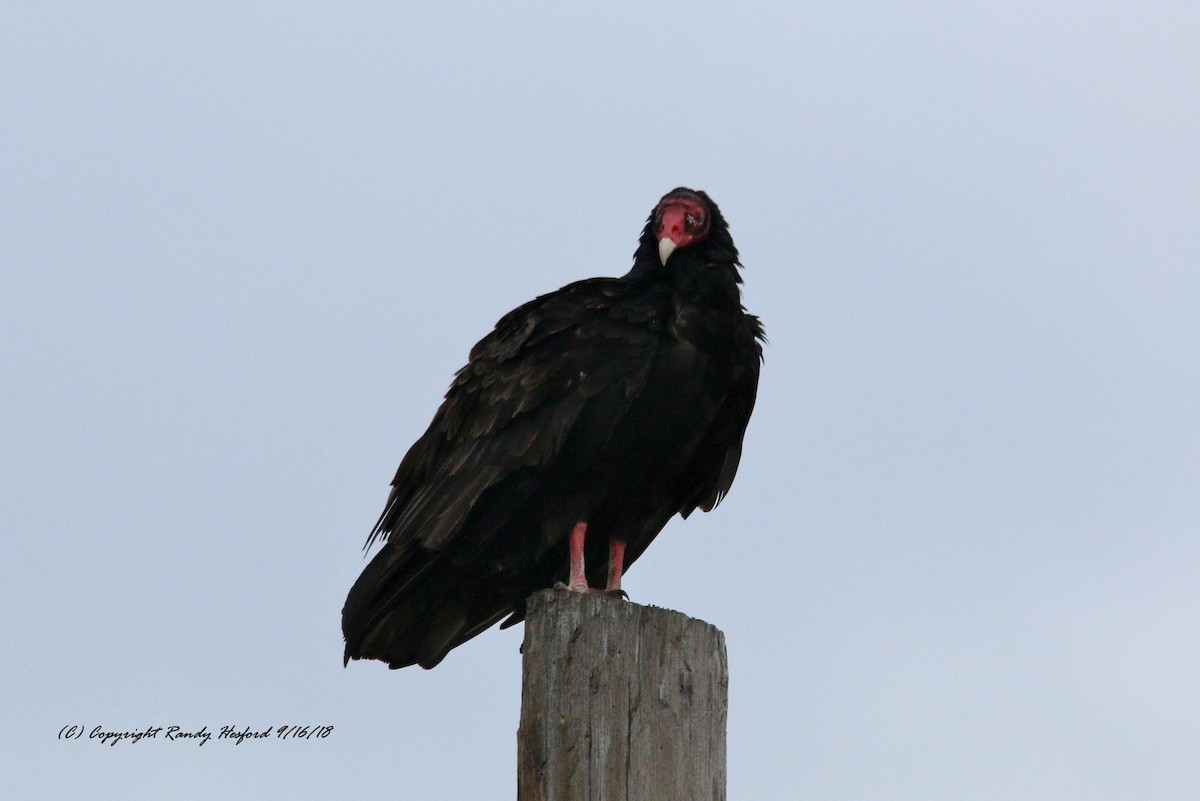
[685,213,703,229]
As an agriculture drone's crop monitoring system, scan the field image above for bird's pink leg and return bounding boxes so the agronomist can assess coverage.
[606,538,626,593]
[557,522,627,599]
[567,521,589,591]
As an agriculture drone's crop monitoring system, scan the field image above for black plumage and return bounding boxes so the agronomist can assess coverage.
[342,188,764,669]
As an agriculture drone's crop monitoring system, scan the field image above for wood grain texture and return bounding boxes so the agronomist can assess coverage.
[517,589,728,801]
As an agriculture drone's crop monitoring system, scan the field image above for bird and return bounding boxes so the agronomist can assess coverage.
[342,187,764,669]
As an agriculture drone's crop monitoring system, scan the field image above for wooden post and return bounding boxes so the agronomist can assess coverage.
[517,589,728,801]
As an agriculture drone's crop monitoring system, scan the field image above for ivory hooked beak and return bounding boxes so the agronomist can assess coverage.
[658,237,676,266]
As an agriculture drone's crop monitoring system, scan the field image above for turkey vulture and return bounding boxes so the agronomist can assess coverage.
[342,188,764,669]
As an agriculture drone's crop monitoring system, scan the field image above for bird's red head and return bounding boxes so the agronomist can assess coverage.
[654,189,711,265]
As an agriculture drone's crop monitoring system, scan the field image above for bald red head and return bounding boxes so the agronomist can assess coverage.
[654,190,711,264]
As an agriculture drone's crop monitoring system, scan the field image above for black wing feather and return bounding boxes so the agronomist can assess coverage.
[344,280,661,667]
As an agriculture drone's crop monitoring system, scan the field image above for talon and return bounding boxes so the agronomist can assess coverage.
[552,581,625,599]
[556,580,595,593]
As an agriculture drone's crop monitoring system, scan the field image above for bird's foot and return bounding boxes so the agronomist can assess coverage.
[552,581,628,601]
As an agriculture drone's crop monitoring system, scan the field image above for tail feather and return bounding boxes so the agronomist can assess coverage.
[341,539,517,669]
[342,542,444,667]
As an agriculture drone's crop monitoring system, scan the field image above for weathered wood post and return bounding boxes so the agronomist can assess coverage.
[517,589,728,801]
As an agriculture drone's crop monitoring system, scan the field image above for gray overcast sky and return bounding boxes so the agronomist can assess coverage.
[4,2,1198,799]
